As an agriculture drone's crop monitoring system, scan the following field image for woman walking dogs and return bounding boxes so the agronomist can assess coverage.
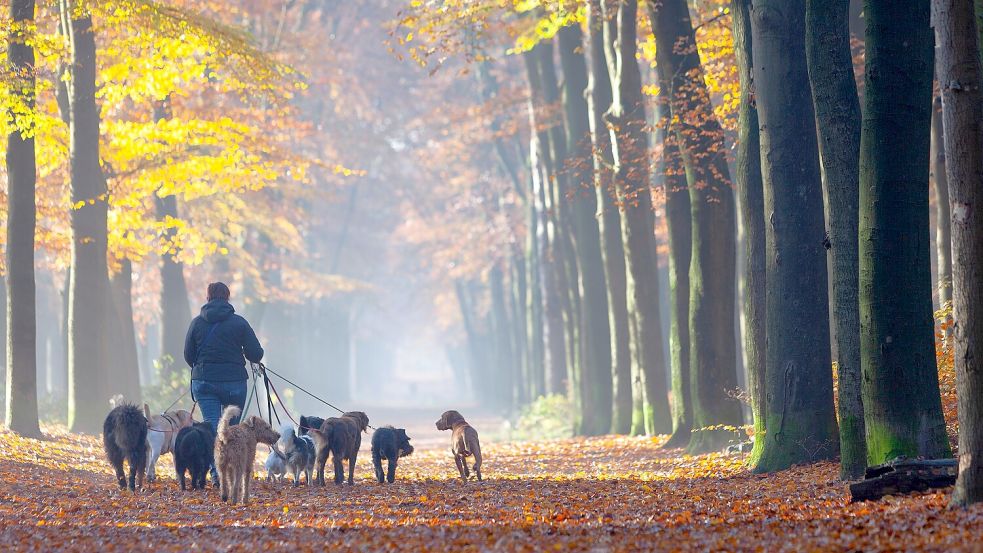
[184,282,265,486]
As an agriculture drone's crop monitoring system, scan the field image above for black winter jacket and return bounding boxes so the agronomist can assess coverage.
[184,299,264,382]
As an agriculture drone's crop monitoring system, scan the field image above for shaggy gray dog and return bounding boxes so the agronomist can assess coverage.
[214,406,280,505]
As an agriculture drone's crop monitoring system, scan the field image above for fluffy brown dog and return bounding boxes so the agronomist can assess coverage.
[144,404,195,483]
[436,410,482,481]
[214,406,280,505]
[309,411,369,486]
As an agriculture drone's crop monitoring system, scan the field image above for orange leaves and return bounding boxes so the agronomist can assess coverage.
[1,426,980,551]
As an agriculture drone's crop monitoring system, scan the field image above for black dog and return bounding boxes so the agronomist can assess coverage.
[102,403,148,491]
[298,415,325,437]
[173,422,216,491]
[371,426,414,483]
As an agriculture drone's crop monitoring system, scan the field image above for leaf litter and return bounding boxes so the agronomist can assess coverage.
[1,426,981,551]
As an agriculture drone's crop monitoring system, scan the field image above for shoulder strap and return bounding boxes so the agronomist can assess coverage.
[195,321,223,366]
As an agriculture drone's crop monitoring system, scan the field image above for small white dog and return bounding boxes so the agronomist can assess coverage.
[265,446,286,483]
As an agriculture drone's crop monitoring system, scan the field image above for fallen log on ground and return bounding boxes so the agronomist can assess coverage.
[849,457,957,502]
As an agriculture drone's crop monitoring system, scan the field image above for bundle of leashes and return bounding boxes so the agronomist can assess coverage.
[244,362,374,432]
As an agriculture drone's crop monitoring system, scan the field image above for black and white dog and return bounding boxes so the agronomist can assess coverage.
[277,423,316,486]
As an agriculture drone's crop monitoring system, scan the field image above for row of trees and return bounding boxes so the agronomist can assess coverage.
[3,0,366,433]
[397,0,982,502]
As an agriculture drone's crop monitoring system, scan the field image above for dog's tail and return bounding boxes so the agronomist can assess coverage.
[308,420,334,453]
[217,405,241,442]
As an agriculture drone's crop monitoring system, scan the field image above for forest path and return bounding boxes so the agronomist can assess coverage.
[1,426,980,551]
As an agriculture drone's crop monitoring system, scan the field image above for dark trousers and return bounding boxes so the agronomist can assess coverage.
[191,379,247,480]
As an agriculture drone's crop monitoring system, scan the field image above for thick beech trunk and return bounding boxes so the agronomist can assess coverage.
[558,25,613,436]
[64,4,114,433]
[934,0,983,506]
[4,0,41,437]
[649,0,741,453]
[732,0,767,462]
[806,0,867,480]
[586,0,633,435]
[602,0,671,435]
[859,0,951,465]
[750,0,839,472]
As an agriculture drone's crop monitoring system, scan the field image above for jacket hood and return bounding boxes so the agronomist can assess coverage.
[200,299,235,323]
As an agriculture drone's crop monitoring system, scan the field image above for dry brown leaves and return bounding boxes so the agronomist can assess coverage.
[1,426,981,552]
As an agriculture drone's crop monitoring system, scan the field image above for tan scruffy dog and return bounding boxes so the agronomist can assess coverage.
[435,410,483,481]
[215,406,280,505]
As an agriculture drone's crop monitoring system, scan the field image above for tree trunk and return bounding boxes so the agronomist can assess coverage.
[586,0,633,435]
[537,43,580,400]
[510,252,530,406]
[859,0,951,464]
[750,0,840,472]
[601,0,672,435]
[934,0,983,507]
[649,0,742,453]
[931,97,953,307]
[64,3,113,433]
[524,167,546,400]
[153,102,193,377]
[523,46,566,397]
[490,265,515,411]
[806,0,867,480]
[658,113,693,449]
[4,0,41,437]
[558,24,613,436]
[110,259,142,403]
[731,0,767,462]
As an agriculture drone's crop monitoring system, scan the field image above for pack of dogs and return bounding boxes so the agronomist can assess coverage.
[102,403,483,505]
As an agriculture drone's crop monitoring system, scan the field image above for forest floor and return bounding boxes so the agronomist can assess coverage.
[1,420,981,552]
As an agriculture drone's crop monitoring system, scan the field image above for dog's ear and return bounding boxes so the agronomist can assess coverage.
[243,417,256,429]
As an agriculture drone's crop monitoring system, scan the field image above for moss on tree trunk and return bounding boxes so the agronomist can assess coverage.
[750,0,839,472]
[859,0,951,465]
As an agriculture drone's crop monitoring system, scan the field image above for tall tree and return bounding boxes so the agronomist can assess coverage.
[731,0,766,462]
[751,0,839,472]
[931,97,953,308]
[557,24,613,436]
[523,45,567,396]
[585,0,633,435]
[859,0,950,464]
[648,0,741,453]
[658,115,693,448]
[63,1,115,432]
[153,100,192,378]
[806,0,867,479]
[934,0,983,506]
[109,260,141,403]
[4,0,41,438]
[601,0,671,435]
